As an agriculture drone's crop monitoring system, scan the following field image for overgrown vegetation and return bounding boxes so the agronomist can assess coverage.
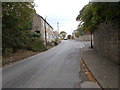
[29,35,47,52]
[2,2,47,56]
[76,2,120,33]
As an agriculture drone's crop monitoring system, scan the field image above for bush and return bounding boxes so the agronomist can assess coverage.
[31,38,47,52]
[51,41,58,46]
[27,33,47,52]
[3,48,13,56]
[2,32,47,55]
[51,38,61,46]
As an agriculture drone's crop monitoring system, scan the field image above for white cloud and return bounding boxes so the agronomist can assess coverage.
[34,0,89,35]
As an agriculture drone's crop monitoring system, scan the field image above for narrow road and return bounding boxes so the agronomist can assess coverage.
[3,40,84,88]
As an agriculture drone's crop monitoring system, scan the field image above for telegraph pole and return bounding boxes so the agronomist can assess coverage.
[44,17,47,46]
[57,22,59,33]
[91,29,93,49]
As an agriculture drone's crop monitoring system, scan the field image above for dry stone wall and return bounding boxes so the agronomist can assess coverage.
[93,19,119,64]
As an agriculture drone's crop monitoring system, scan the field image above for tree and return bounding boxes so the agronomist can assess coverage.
[60,31,67,39]
[77,26,84,36]
[76,2,120,49]
[67,35,72,39]
[76,2,120,32]
[2,2,35,55]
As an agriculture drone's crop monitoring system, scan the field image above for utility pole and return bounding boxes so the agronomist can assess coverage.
[91,29,93,49]
[57,22,59,33]
[44,17,47,46]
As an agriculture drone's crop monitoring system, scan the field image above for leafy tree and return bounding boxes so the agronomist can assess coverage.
[60,31,67,39]
[76,2,120,33]
[77,26,84,36]
[67,35,72,39]
[2,2,35,55]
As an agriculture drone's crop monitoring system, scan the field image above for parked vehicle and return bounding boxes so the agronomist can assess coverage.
[64,38,67,40]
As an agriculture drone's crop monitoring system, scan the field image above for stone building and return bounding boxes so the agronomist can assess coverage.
[32,13,54,44]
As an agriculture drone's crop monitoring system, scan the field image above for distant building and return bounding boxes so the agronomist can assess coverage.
[32,13,54,44]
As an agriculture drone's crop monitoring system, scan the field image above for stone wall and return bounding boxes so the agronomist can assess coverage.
[93,19,119,64]
[79,35,91,41]
[74,35,92,41]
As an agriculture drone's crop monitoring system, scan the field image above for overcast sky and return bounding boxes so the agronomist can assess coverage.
[34,0,89,35]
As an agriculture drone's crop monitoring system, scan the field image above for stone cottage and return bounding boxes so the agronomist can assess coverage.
[32,13,54,44]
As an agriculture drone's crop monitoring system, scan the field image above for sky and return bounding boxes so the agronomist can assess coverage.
[34,0,89,35]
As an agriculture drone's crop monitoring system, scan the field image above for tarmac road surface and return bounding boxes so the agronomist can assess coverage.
[3,40,83,88]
